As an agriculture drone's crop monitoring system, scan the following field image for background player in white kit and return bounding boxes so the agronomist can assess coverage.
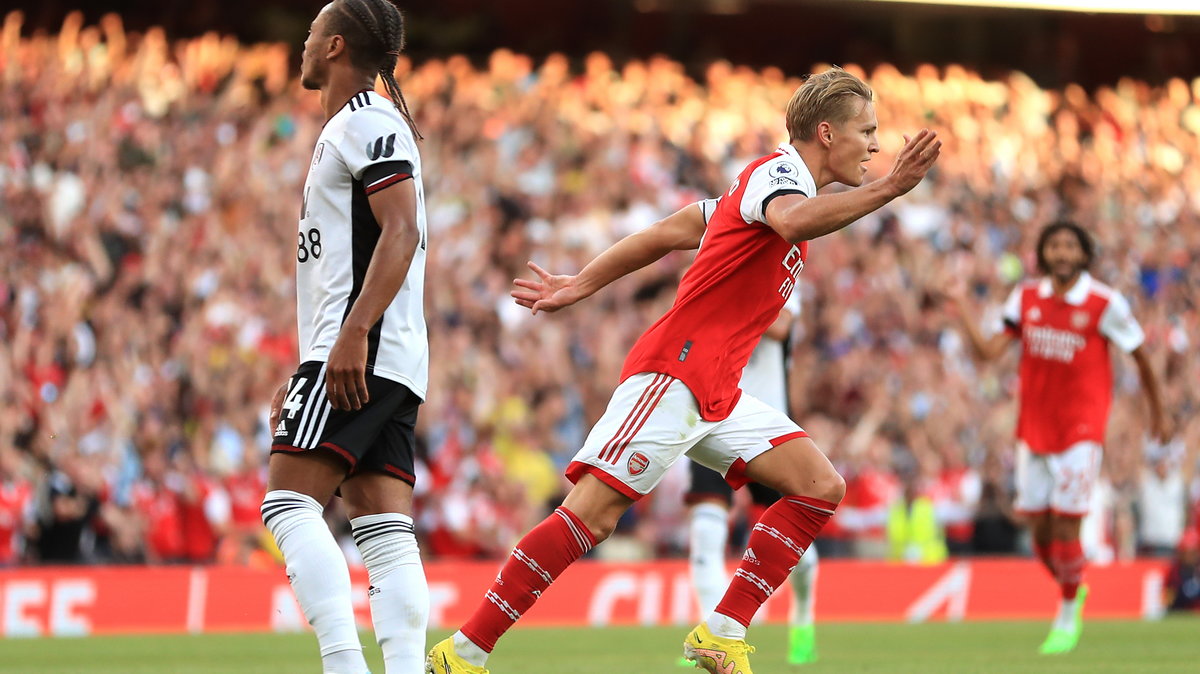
[261,2,431,673]
[948,221,1167,656]
[679,200,819,667]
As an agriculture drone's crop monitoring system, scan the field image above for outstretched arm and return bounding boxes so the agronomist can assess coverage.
[512,202,707,314]
[1130,346,1169,442]
[765,130,941,243]
[943,279,1015,362]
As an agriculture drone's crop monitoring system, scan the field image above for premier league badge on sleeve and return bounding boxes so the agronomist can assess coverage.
[769,161,799,186]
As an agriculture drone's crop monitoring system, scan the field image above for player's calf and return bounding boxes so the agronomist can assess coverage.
[262,490,368,674]
[453,505,598,667]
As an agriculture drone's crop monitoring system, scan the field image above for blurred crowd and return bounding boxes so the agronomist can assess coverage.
[1,12,1198,600]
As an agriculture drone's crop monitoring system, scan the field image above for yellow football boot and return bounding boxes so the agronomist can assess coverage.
[683,622,756,674]
[425,637,490,674]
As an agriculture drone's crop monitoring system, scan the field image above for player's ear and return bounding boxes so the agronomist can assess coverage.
[817,121,834,147]
[327,34,346,60]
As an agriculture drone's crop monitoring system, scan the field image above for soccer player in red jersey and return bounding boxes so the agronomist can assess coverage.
[427,67,939,674]
[948,221,1168,655]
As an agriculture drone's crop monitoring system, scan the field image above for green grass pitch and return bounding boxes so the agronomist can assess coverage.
[1,618,1197,673]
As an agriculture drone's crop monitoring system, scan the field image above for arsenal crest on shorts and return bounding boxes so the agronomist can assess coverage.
[627,452,650,476]
[1071,310,1090,329]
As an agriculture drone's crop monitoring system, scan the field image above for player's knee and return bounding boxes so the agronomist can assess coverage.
[794,465,844,505]
[1052,515,1083,541]
[815,469,846,505]
[779,464,844,504]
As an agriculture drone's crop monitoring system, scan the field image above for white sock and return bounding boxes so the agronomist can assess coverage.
[261,490,367,674]
[706,611,747,641]
[789,544,818,628]
[351,513,429,674]
[452,631,490,668]
[689,502,730,618]
[1054,598,1078,631]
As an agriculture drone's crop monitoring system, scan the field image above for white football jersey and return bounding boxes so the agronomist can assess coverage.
[297,90,428,399]
[697,198,799,412]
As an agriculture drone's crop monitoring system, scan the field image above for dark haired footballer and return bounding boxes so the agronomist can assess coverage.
[948,221,1167,655]
[261,2,429,672]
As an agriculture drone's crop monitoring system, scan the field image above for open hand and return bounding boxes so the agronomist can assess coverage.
[511,261,585,315]
[887,129,941,196]
[937,274,971,319]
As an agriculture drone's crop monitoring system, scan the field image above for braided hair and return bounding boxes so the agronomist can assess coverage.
[329,0,422,139]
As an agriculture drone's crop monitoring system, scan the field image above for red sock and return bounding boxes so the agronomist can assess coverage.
[1051,539,1084,600]
[714,495,836,627]
[460,507,596,652]
[1033,540,1055,578]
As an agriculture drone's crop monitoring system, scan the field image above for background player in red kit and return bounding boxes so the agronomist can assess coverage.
[427,67,940,674]
[948,221,1167,655]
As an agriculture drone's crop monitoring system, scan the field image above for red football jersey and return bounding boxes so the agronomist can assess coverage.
[225,468,266,531]
[0,480,32,564]
[132,480,185,561]
[1001,272,1145,454]
[621,144,816,421]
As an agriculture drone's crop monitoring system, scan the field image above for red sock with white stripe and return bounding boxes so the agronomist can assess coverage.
[1052,539,1084,600]
[457,507,596,663]
[1033,540,1055,578]
[711,495,836,635]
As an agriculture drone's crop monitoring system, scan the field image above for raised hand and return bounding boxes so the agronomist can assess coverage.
[937,273,971,319]
[887,129,941,196]
[511,261,585,315]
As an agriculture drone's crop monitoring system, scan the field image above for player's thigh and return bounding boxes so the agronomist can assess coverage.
[271,363,402,470]
[690,393,841,501]
[1013,443,1054,519]
[342,386,422,519]
[685,459,734,508]
[267,361,352,500]
[567,373,708,499]
[1047,441,1102,518]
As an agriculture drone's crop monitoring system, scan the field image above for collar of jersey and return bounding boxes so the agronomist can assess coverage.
[775,142,801,159]
[1038,271,1092,305]
[323,89,376,128]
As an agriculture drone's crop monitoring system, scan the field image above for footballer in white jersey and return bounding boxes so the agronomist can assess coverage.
[272,88,429,481]
[262,4,432,673]
[297,88,428,400]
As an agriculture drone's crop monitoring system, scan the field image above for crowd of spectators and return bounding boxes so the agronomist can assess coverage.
[1,13,1197,592]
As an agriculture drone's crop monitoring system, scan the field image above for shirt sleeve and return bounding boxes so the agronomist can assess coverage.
[697,198,719,226]
[1000,284,1024,337]
[338,106,416,195]
[738,155,815,225]
[1098,291,1145,353]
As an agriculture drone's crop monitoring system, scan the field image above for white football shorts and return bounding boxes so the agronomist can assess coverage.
[1013,440,1102,517]
[565,372,808,499]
